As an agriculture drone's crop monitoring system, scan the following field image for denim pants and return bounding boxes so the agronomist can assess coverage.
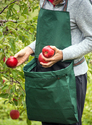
[42,73,87,125]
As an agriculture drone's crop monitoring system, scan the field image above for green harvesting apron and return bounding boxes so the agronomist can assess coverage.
[23,0,79,124]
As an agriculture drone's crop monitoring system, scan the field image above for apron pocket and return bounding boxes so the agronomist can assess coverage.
[23,58,78,124]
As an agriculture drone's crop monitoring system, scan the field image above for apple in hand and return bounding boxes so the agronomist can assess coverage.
[38,53,48,63]
[42,45,55,58]
[10,110,20,119]
[6,56,18,68]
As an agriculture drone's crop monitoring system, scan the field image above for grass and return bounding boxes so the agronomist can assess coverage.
[0,119,42,125]
[0,119,27,125]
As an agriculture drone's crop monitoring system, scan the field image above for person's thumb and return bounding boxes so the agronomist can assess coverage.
[14,53,19,58]
[50,46,58,53]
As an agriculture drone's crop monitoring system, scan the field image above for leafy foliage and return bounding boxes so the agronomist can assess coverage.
[0,0,39,124]
[82,53,92,125]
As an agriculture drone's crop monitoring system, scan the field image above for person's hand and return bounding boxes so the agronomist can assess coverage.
[40,46,63,68]
[14,47,34,66]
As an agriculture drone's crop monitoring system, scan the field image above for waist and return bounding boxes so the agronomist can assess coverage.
[74,57,85,67]
[73,59,88,76]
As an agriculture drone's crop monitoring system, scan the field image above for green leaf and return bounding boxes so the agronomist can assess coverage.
[19,35,25,43]
[1,85,9,91]
[3,99,8,104]
[13,99,18,106]
[9,4,14,10]
[26,118,32,125]
[22,7,28,14]
[0,44,3,48]
[0,93,8,98]
[8,38,16,52]
[4,0,7,3]
[0,28,3,36]
[0,52,4,61]
[6,10,11,19]
[3,42,11,48]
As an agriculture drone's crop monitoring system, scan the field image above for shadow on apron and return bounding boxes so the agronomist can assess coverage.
[31,58,71,72]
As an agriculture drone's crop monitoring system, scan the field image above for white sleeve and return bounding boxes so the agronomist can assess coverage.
[28,40,36,53]
[62,0,92,61]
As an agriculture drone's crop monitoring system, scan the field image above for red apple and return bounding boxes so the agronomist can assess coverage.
[42,45,55,58]
[3,79,5,83]
[10,110,20,119]
[13,98,17,102]
[6,56,18,68]
[38,53,48,63]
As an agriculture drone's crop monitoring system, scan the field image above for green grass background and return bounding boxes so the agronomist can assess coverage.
[0,5,40,125]
[0,119,41,125]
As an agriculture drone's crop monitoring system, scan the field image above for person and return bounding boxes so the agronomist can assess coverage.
[14,0,92,125]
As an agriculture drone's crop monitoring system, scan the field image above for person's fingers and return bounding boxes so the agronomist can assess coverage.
[50,46,57,50]
[16,57,27,66]
[41,53,55,62]
[14,50,25,58]
[50,46,58,53]
[40,61,55,68]
[14,53,19,58]
[15,52,28,66]
[39,46,63,68]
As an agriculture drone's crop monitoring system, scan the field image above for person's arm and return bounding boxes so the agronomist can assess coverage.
[28,40,36,54]
[62,0,92,61]
[14,46,34,66]
[14,40,36,66]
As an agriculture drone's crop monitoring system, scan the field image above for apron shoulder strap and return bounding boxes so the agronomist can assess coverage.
[42,0,46,8]
[63,0,68,11]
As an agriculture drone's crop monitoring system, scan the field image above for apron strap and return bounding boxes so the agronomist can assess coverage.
[74,57,85,67]
[42,0,68,11]
[42,0,46,8]
[63,0,68,11]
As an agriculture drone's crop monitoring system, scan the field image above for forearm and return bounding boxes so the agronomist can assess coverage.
[62,0,92,61]
[24,46,34,55]
[28,40,36,53]
[62,38,92,61]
